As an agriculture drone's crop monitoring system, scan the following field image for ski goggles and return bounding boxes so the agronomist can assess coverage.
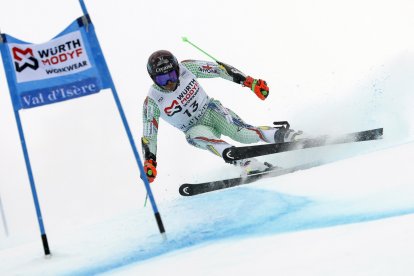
[154,70,178,86]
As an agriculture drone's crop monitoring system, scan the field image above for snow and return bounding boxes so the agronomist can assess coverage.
[1,0,414,275]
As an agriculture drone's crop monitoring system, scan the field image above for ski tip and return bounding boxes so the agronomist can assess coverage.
[179,184,192,196]
[222,147,236,163]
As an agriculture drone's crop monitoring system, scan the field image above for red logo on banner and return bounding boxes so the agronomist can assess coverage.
[12,47,39,72]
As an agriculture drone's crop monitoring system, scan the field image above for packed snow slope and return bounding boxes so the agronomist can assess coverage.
[1,0,414,275]
[1,137,414,275]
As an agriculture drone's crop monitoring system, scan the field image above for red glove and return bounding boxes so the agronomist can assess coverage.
[144,159,157,183]
[243,76,269,100]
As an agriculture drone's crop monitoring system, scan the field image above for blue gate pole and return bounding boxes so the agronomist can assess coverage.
[110,84,166,238]
[79,0,89,15]
[0,33,51,255]
[13,109,51,255]
[78,0,166,238]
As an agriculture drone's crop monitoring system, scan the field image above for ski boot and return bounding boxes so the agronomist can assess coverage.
[273,121,308,143]
[233,158,274,176]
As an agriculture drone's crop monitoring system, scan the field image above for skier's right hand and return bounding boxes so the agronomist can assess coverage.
[243,76,269,100]
[144,159,157,183]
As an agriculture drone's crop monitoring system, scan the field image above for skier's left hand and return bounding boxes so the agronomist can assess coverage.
[144,159,157,183]
[243,76,269,100]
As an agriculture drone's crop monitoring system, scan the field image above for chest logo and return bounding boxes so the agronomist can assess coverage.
[164,100,182,116]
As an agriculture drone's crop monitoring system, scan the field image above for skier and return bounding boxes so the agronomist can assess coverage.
[141,50,304,183]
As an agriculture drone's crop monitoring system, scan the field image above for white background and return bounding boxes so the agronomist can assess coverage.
[1,0,414,275]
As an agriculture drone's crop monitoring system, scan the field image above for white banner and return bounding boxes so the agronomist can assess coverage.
[8,31,91,83]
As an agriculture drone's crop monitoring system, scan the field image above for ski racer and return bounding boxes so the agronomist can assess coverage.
[141,50,304,183]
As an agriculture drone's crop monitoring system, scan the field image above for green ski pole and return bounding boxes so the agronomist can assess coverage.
[181,37,220,62]
[144,193,148,207]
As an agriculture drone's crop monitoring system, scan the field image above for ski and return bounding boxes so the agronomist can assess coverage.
[222,128,383,162]
[179,161,321,196]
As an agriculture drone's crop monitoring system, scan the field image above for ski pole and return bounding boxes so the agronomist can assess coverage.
[144,193,148,207]
[181,37,220,62]
[0,193,9,236]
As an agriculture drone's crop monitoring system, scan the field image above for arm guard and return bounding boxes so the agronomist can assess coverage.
[141,96,160,161]
[216,61,247,85]
[181,60,247,84]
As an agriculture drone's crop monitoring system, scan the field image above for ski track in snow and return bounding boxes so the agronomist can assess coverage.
[65,187,414,275]
[2,139,414,275]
